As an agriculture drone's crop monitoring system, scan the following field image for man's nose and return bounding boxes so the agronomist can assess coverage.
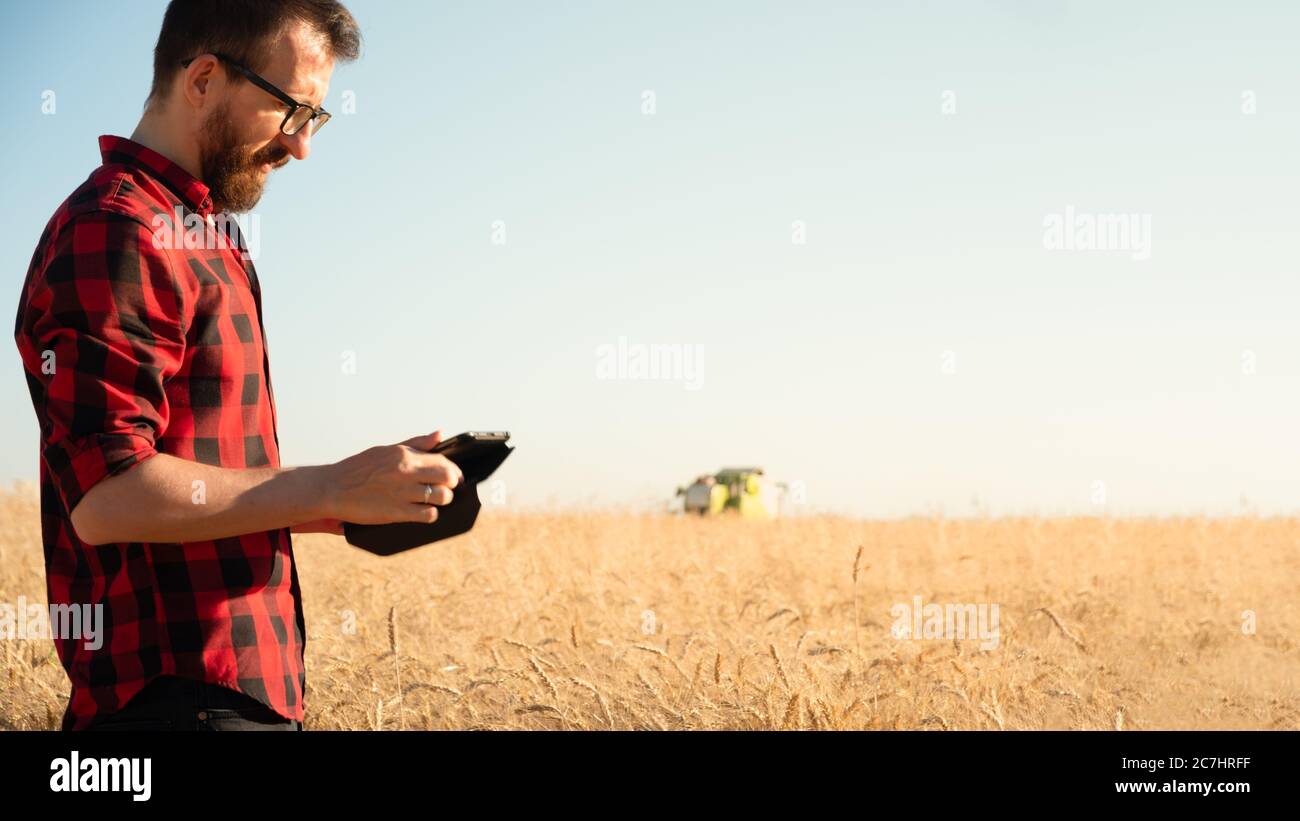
[278,126,312,161]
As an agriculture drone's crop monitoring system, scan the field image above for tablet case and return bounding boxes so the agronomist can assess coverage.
[342,437,514,556]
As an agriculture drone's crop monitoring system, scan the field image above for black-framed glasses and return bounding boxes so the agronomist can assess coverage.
[180,52,330,136]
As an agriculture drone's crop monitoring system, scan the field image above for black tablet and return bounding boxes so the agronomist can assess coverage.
[341,431,514,556]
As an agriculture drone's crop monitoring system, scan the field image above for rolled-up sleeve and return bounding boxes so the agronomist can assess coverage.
[21,210,187,517]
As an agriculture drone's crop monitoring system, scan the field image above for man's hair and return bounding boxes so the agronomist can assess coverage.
[147,0,361,106]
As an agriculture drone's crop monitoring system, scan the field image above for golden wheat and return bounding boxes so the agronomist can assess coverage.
[0,486,1297,730]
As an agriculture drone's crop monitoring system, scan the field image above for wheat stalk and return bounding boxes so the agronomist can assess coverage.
[529,656,559,701]
[1034,607,1087,651]
[632,643,690,681]
[769,644,791,691]
[570,677,613,728]
[851,545,865,663]
[388,606,405,730]
[504,638,543,655]
[781,693,800,729]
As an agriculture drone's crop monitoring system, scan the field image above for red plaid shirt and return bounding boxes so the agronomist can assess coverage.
[13,135,306,730]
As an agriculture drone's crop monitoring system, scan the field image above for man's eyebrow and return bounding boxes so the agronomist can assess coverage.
[285,83,326,108]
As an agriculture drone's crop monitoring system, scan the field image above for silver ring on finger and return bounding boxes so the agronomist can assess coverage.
[423,483,433,504]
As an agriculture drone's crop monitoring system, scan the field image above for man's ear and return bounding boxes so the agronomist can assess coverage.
[180,54,223,111]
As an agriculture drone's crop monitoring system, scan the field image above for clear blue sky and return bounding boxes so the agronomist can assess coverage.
[3,0,1299,517]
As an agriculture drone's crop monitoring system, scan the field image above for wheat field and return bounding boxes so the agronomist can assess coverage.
[2,483,1297,730]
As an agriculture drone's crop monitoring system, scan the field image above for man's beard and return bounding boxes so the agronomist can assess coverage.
[198,103,288,214]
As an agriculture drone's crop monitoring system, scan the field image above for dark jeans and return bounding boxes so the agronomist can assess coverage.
[82,675,302,731]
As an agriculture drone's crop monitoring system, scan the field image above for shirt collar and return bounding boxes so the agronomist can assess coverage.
[98,134,214,216]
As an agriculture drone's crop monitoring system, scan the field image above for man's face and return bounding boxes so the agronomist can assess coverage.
[198,21,334,213]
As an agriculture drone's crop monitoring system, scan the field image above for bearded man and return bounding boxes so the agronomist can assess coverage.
[14,0,462,731]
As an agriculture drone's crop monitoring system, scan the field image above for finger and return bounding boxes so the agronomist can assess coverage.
[411,459,463,489]
[402,503,439,524]
[407,484,454,506]
[398,430,443,451]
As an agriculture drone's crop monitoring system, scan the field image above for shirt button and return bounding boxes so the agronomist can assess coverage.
[197,711,208,721]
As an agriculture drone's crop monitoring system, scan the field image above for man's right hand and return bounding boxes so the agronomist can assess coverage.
[65,431,465,546]
[320,430,465,526]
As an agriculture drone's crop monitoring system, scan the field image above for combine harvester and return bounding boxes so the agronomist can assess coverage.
[675,467,786,518]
